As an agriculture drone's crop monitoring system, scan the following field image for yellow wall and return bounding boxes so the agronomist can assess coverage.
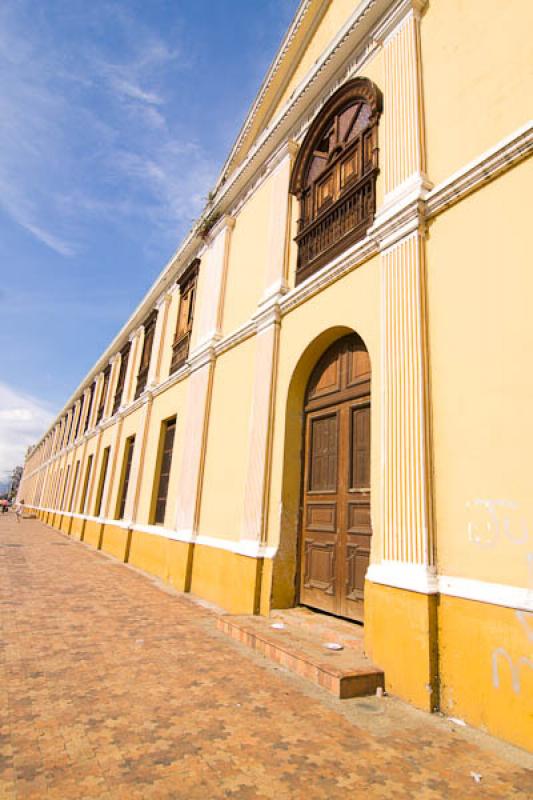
[83,520,102,549]
[427,160,533,588]
[365,582,438,712]
[222,179,273,335]
[129,531,191,591]
[100,523,130,561]
[70,516,85,540]
[199,337,256,541]
[190,544,261,614]
[422,0,533,186]
[439,595,532,752]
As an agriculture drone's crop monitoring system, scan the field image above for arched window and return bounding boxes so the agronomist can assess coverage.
[290,78,382,284]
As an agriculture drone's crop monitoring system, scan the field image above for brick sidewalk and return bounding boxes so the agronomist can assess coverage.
[0,517,531,799]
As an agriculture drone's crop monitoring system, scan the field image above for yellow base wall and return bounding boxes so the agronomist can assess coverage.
[128,531,191,592]
[190,544,261,614]
[84,520,103,548]
[70,517,85,540]
[439,596,533,752]
[60,515,71,535]
[101,525,130,562]
[364,581,438,712]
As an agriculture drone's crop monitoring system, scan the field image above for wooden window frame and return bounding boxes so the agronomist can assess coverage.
[61,465,71,511]
[96,366,111,425]
[79,454,93,514]
[170,260,199,375]
[84,382,96,434]
[94,446,110,518]
[73,397,83,442]
[150,417,177,525]
[289,78,382,284]
[112,342,131,416]
[68,460,80,512]
[135,310,158,399]
[116,436,135,520]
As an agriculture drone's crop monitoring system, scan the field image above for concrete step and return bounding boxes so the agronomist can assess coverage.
[217,609,384,699]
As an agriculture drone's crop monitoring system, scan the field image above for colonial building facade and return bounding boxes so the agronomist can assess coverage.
[18,0,532,750]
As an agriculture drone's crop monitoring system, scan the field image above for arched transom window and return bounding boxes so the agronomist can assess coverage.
[290,78,382,284]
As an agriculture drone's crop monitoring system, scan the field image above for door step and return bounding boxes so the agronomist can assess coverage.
[217,608,384,699]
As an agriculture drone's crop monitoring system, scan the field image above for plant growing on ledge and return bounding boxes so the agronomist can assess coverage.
[197,210,222,240]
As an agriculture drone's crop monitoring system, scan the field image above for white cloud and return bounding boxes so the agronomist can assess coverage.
[106,75,163,106]
[0,2,217,257]
[0,382,54,483]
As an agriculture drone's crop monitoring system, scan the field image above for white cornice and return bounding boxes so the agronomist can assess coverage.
[426,120,533,218]
[219,0,322,177]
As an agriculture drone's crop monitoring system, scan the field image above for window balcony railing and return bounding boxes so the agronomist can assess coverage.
[294,168,377,284]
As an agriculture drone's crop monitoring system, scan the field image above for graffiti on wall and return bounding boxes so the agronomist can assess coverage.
[466,498,532,696]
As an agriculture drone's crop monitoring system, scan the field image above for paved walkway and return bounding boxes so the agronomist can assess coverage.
[0,516,531,799]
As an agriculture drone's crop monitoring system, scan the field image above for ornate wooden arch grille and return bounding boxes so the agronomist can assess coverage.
[290,78,382,284]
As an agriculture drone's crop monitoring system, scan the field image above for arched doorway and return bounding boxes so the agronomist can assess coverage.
[299,333,371,622]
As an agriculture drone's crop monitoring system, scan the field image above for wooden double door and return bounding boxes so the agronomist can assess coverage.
[300,334,372,622]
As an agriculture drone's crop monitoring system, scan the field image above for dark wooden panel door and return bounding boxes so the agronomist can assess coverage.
[300,334,371,622]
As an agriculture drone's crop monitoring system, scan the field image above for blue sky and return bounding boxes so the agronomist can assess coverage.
[0,0,300,482]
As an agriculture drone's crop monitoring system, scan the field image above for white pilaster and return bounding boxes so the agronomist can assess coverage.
[194,216,235,348]
[261,140,297,302]
[372,227,434,590]
[174,356,214,535]
[380,0,431,213]
[240,312,280,545]
[124,398,153,523]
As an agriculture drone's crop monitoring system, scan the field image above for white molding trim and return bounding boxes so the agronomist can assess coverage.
[281,233,378,314]
[438,575,532,614]
[22,503,533,606]
[26,505,276,559]
[366,561,439,593]
[366,561,532,612]
[426,120,533,218]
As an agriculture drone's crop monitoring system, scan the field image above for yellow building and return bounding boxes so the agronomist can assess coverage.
[18,0,533,751]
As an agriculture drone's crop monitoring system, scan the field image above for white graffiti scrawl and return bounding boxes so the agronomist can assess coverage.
[466,499,533,696]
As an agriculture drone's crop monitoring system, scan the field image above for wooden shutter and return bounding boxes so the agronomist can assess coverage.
[73,397,83,442]
[94,447,110,517]
[112,342,131,415]
[135,311,157,398]
[61,465,71,511]
[69,461,80,512]
[84,383,96,433]
[79,454,93,514]
[154,419,176,524]
[170,260,199,374]
[96,366,111,424]
[117,436,135,520]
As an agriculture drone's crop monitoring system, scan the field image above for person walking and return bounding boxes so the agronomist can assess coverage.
[15,501,24,523]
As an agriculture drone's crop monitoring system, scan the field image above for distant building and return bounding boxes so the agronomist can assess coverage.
[18,0,532,751]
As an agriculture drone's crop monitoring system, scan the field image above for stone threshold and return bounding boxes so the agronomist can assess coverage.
[217,607,384,699]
